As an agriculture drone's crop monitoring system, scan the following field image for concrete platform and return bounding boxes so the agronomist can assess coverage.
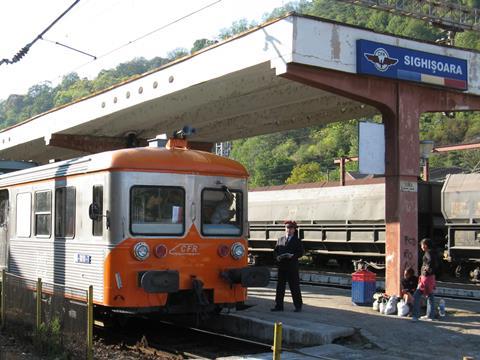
[212,283,480,360]
[208,307,354,347]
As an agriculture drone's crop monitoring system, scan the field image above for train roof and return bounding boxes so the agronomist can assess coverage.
[0,147,248,187]
[250,177,385,192]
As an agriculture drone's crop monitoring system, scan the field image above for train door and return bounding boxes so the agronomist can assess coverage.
[0,190,9,270]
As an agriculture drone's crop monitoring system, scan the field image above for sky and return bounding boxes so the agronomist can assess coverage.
[0,0,288,100]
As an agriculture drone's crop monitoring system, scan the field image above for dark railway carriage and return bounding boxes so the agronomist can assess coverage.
[248,179,445,267]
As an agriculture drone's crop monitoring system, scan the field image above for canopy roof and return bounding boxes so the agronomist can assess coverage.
[0,14,478,164]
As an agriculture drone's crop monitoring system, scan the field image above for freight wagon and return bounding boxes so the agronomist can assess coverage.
[248,179,445,270]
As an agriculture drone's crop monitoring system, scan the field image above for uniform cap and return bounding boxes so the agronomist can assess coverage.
[284,220,298,228]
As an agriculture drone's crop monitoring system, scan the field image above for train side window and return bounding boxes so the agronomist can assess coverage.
[0,190,8,227]
[201,188,242,237]
[130,186,185,235]
[16,192,31,238]
[92,185,103,236]
[34,190,52,237]
[55,187,76,238]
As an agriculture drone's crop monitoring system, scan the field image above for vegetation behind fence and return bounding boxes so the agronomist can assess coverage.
[1,270,93,359]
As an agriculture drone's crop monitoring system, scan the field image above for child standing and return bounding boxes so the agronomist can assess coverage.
[411,238,436,321]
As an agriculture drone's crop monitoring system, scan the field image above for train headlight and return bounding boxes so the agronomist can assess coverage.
[133,242,150,261]
[230,242,245,260]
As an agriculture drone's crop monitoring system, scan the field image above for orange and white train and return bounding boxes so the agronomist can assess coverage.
[0,136,268,314]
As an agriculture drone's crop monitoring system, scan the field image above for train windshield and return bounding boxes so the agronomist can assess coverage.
[130,186,185,235]
[201,188,242,236]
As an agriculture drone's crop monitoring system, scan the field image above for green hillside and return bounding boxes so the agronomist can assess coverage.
[0,0,479,184]
[234,0,480,186]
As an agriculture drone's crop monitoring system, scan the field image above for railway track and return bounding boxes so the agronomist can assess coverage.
[95,315,272,359]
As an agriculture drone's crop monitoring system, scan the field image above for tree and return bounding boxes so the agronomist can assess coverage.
[167,48,189,61]
[54,78,92,106]
[57,73,81,91]
[218,19,256,40]
[286,162,326,184]
[191,39,217,54]
[20,83,54,119]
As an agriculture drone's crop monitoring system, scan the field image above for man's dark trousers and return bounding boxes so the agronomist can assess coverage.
[275,265,302,309]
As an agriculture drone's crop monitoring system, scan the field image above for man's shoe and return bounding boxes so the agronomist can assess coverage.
[420,316,433,321]
[411,317,418,322]
[270,307,283,312]
[294,308,302,312]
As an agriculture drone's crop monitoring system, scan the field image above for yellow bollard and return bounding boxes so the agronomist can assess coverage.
[36,278,42,335]
[87,285,93,360]
[272,322,282,360]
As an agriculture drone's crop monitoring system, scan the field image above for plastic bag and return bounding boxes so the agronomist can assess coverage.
[385,296,399,315]
[373,292,384,301]
[397,299,410,317]
[379,301,386,314]
[372,299,379,311]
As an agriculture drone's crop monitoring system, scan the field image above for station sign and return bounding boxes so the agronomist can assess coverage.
[357,39,468,90]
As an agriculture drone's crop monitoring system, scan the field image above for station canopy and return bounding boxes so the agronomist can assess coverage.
[0,14,478,164]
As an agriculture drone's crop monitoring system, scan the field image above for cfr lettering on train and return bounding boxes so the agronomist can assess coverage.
[169,243,199,255]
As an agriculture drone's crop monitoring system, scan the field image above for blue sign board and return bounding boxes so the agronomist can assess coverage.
[357,39,468,90]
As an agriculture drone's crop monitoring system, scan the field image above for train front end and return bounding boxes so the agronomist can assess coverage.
[101,142,269,314]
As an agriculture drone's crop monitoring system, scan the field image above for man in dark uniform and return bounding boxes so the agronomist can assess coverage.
[271,220,304,312]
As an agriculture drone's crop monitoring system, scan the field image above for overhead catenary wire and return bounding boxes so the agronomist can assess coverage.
[41,38,96,60]
[69,0,223,74]
[0,0,81,66]
[41,0,224,88]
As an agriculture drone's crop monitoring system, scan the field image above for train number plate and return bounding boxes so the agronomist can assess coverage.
[74,253,92,264]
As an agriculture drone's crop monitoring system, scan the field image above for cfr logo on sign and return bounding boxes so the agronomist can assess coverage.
[169,243,199,256]
[364,48,398,72]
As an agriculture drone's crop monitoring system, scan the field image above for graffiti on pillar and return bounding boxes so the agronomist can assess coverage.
[403,249,412,259]
[404,235,416,246]
[403,236,417,271]
[403,261,415,273]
